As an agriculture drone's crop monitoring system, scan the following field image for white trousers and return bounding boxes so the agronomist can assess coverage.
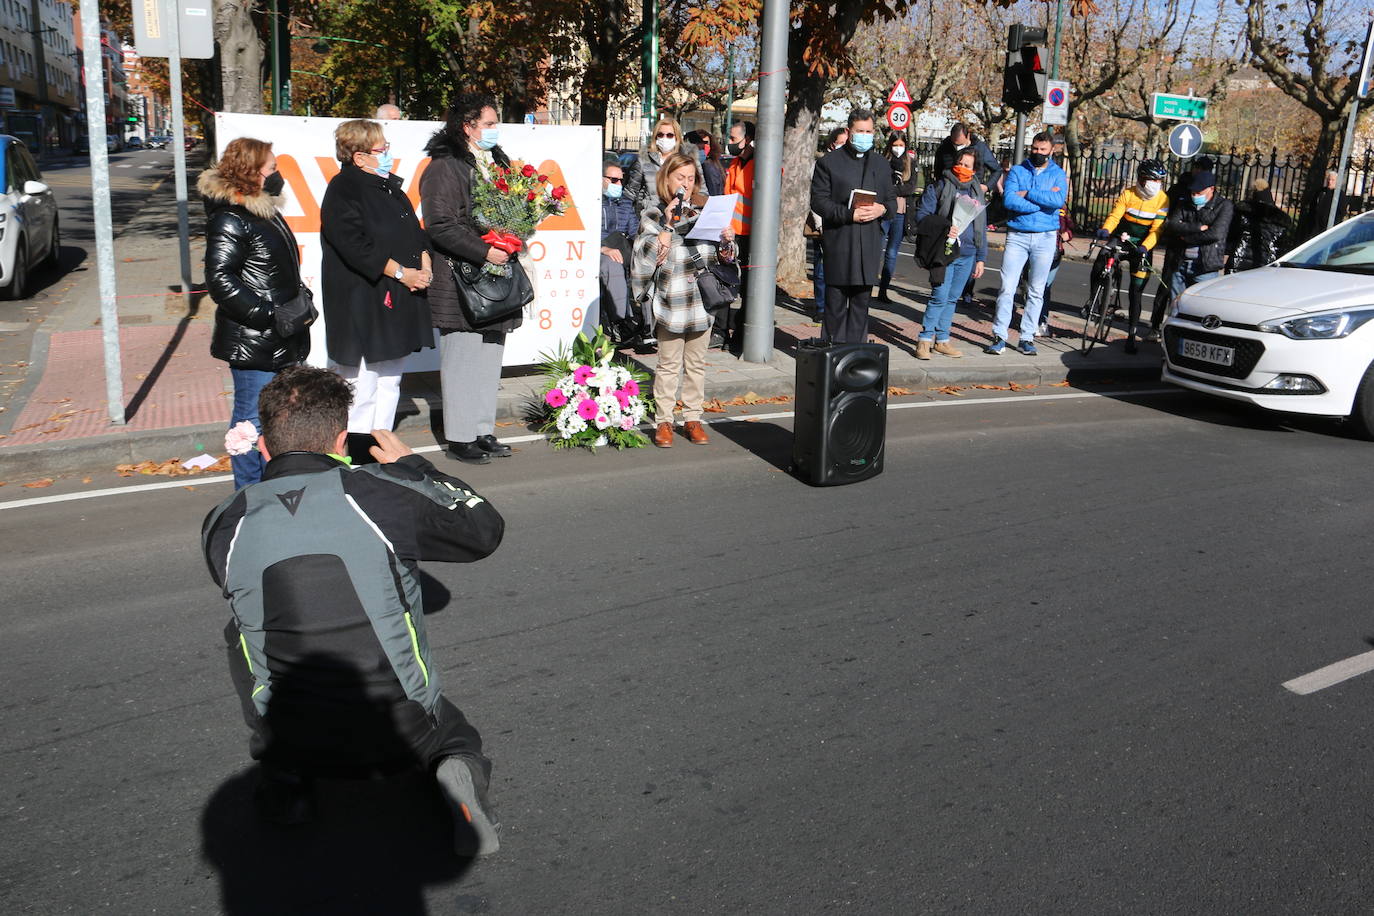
[331,356,407,434]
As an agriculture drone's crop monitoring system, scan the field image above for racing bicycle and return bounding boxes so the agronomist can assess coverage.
[1080,236,1152,355]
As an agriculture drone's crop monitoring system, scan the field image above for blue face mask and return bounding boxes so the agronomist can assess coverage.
[374,149,394,177]
[477,128,500,151]
[604,182,622,200]
[1192,194,1209,207]
[850,132,874,153]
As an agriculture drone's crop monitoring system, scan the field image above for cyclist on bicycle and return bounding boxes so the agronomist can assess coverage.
[1092,159,1169,354]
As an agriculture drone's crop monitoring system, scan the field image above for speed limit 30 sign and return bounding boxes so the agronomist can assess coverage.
[886,103,911,132]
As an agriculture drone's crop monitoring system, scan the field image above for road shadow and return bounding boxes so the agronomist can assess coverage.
[712,417,794,473]
[19,244,87,299]
[1121,385,1357,439]
[123,308,198,422]
[201,652,478,915]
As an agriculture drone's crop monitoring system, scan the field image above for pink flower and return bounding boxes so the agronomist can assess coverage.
[224,420,259,456]
[623,379,640,396]
[613,389,631,409]
[545,388,568,408]
[576,398,598,420]
[573,365,595,385]
[619,416,636,431]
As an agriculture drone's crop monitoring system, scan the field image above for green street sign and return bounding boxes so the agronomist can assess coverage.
[1152,92,1208,121]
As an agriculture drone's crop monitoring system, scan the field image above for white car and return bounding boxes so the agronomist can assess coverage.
[1162,211,1374,437]
[0,135,60,300]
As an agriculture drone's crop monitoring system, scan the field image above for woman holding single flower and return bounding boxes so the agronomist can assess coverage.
[630,151,735,448]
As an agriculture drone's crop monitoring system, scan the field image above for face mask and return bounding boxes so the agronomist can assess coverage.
[727,141,745,157]
[850,132,874,153]
[373,149,394,176]
[1028,152,1049,167]
[1192,194,1209,207]
[262,171,285,196]
[890,146,906,159]
[1142,180,1162,198]
[604,182,622,199]
[656,136,677,154]
[952,165,974,183]
[476,128,499,150]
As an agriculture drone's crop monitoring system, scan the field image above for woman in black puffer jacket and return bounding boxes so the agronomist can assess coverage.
[199,137,309,487]
[1227,180,1294,273]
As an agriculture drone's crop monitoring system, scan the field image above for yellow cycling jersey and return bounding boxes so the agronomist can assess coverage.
[1102,186,1169,250]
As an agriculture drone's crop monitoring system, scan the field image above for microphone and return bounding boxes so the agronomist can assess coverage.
[670,186,687,224]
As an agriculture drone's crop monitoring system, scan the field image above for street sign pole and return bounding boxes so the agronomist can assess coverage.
[78,0,124,426]
[1331,22,1374,230]
[164,0,192,297]
[741,0,787,364]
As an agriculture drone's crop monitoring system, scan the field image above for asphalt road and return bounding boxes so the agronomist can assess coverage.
[3,386,1374,914]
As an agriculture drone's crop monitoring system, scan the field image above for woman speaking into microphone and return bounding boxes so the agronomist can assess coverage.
[630,152,735,448]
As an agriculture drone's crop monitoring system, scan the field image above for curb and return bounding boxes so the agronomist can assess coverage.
[0,356,1163,480]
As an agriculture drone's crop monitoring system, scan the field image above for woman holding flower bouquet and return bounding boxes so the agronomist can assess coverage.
[421,93,525,465]
[630,151,736,448]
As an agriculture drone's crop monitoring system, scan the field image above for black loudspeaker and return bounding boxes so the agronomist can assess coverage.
[791,341,887,486]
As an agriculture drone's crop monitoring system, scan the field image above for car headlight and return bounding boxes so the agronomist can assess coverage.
[1258,308,1374,339]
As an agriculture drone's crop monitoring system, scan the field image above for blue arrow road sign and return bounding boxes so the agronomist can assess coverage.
[1168,123,1203,158]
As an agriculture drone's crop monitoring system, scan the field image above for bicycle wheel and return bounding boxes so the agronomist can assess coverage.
[1080,284,1107,353]
[1094,273,1119,346]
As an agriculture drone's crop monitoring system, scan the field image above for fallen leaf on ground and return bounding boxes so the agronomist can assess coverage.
[495,421,515,427]
[1008,382,1034,391]
[81,477,92,484]
[23,478,54,488]
[930,385,965,396]
[740,391,762,404]
[1050,380,1071,387]
[703,398,728,413]
[115,455,231,478]
[972,384,1011,390]
[887,387,913,397]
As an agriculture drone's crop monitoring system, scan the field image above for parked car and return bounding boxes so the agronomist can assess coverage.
[125,136,143,149]
[0,135,60,300]
[184,136,200,151]
[146,135,168,150]
[1162,210,1374,437]
[105,134,118,153]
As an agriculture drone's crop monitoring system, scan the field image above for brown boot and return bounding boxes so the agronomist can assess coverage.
[915,338,932,360]
[932,340,963,358]
[653,422,674,448]
[683,420,710,444]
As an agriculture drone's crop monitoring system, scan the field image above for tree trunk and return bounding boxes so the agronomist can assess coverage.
[777,68,825,292]
[1300,120,1343,236]
[215,0,263,114]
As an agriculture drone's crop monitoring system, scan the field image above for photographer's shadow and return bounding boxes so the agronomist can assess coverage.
[200,655,474,915]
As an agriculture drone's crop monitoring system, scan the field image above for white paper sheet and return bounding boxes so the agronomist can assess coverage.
[686,193,740,241]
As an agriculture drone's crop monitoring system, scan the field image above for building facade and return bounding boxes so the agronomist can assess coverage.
[0,0,81,154]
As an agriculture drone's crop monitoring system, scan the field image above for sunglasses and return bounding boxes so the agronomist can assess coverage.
[655,132,675,139]
[603,175,623,183]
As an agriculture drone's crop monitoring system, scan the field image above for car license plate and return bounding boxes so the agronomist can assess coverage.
[1180,338,1235,366]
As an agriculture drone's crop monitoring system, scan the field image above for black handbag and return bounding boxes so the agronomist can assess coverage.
[697,260,741,313]
[450,256,534,327]
[273,285,318,338]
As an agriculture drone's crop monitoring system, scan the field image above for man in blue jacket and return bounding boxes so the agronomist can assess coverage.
[600,160,641,341]
[986,133,1067,356]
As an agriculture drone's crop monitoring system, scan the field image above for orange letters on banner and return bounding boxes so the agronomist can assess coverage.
[276,155,321,233]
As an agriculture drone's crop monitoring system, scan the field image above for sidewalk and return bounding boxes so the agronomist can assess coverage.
[0,228,1162,481]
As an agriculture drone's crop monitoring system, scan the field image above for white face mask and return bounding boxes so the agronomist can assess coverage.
[1142,180,1163,198]
[655,136,677,154]
[890,146,906,158]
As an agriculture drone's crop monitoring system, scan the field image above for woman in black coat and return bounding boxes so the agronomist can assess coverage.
[199,137,310,488]
[419,93,522,464]
[320,119,433,441]
[1227,180,1293,272]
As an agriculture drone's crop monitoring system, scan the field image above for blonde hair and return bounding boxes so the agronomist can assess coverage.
[335,119,385,164]
[652,116,685,147]
[1251,177,1270,192]
[656,151,700,204]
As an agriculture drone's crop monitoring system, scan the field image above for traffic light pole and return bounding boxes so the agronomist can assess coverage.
[164,0,192,298]
[1013,112,1027,167]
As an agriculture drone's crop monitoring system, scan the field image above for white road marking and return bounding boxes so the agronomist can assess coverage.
[115,164,133,168]
[1283,650,1374,695]
[0,388,1181,511]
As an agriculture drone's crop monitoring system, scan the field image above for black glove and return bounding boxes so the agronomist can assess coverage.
[1137,243,1151,258]
[1095,228,1110,241]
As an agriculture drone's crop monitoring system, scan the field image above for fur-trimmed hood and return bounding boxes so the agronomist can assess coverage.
[197,167,280,220]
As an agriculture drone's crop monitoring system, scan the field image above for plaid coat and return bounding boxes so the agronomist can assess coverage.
[630,205,733,335]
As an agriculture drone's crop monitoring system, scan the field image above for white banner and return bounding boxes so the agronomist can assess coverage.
[213,112,602,368]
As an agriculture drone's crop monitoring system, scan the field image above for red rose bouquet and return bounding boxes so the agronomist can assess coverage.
[470,162,570,274]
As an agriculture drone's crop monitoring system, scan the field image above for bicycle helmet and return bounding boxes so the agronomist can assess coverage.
[1137,158,1167,182]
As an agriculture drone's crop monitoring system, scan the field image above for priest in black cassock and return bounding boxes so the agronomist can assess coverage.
[809,109,896,344]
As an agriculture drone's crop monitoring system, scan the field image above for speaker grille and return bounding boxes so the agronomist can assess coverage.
[827,395,884,474]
